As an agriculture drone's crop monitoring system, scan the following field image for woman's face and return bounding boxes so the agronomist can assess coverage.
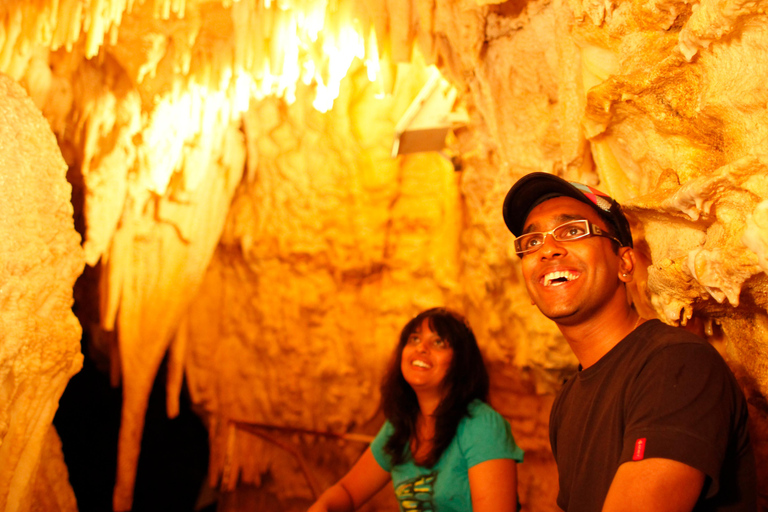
[400,318,454,395]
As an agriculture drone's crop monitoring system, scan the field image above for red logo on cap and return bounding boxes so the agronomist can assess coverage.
[633,438,646,461]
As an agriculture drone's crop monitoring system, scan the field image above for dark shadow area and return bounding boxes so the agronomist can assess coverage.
[54,346,121,511]
[54,348,211,512]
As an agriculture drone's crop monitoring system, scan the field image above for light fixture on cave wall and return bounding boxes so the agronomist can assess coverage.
[391,66,468,171]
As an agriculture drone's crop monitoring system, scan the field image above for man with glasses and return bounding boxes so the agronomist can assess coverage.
[502,172,756,512]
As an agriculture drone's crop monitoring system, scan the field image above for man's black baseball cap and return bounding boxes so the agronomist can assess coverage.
[502,172,633,248]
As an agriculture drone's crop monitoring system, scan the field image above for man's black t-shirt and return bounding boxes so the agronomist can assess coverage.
[549,320,756,511]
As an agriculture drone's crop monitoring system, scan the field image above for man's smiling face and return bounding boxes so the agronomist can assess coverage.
[520,196,626,326]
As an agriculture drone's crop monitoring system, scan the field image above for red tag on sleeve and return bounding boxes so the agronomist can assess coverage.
[632,438,646,461]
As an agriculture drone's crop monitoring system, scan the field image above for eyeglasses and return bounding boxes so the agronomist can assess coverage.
[514,219,621,257]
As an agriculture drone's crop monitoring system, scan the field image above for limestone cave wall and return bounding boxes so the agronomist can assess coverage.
[0,73,83,512]
[1,0,767,511]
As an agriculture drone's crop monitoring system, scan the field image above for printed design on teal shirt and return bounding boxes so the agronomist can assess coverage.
[394,473,437,511]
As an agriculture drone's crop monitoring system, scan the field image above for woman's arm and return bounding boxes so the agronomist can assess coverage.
[468,458,519,512]
[308,447,391,512]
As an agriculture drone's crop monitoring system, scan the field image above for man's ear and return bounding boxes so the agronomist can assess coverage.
[618,247,635,282]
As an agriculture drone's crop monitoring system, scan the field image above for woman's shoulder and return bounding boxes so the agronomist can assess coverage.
[458,400,524,463]
[370,419,397,471]
[466,399,496,416]
[461,400,507,430]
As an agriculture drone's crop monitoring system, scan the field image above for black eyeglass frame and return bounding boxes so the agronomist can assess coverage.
[514,219,622,257]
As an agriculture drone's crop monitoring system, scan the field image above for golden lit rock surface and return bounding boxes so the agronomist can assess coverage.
[0,73,83,512]
[1,0,768,510]
[182,66,463,499]
[30,427,78,512]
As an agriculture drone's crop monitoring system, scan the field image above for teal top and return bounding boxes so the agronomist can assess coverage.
[370,400,524,512]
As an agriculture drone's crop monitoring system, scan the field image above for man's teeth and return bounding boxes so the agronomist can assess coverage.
[544,271,577,286]
[413,360,431,368]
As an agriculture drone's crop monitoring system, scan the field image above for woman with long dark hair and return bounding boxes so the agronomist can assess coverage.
[308,307,523,512]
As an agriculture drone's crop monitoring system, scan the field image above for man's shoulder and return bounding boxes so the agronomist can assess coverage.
[559,320,725,391]
[632,319,718,358]
[639,319,706,343]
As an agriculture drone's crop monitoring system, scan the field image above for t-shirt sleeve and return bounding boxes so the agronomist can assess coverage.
[459,402,524,468]
[621,342,739,497]
[369,421,395,472]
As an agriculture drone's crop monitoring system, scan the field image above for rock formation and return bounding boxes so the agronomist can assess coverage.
[0,74,83,512]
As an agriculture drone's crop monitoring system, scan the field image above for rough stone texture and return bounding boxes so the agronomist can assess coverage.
[182,66,502,509]
[1,0,768,510]
[0,73,84,512]
[30,427,79,512]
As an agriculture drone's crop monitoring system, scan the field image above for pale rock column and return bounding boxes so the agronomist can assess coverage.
[0,73,84,512]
